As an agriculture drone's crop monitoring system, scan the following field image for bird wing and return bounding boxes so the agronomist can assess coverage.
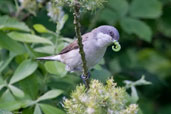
[59,33,90,55]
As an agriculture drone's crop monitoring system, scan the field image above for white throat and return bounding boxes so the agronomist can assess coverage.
[96,32,113,47]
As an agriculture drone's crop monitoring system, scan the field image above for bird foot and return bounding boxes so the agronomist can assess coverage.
[80,72,90,88]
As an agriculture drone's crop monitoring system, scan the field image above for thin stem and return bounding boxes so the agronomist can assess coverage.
[73,0,89,88]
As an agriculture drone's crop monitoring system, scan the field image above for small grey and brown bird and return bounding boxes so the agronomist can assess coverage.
[37,25,120,81]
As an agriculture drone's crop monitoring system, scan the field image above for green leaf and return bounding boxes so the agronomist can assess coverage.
[9,59,38,84]
[0,77,5,90]
[158,6,171,37]
[44,61,67,77]
[8,85,25,98]
[8,32,53,45]
[129,0,162,18]
[91,69,112,83]
[130,86,139,103]
[0,0,15,14]
[37,89,63,102]
[120,18,152,42]
[0,101,21,111]
[19,74,39,100]
[33,24,49,33]
[99,9,118,24]
[0,54,15,73]
[0,31,26,54]
[0,90,21,111]
[108,0,128,17]
[0,110,13,114]
[0,90,15,102]
[34,46,55,54]
[34,104,42,114]
[40,104,65,114]
[0,16,30,32]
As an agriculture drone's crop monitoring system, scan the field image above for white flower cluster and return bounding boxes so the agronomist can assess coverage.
[64,79,139,114]
[46,2,64,22]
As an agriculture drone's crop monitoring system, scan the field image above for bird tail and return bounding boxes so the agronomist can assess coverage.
[36,55,61,61]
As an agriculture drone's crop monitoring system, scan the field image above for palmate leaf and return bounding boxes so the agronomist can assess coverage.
[8,32,53,45]
[9,59,38,84]
[40,104,65,114]
[0,16,30,32]
[120,18,152,42]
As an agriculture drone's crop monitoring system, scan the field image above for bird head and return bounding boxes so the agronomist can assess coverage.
[92,25,120,47]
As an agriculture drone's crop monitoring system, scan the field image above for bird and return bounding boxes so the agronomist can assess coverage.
[37,25,120,82]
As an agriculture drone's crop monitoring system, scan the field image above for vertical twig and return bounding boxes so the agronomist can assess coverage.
[73,0,89,88]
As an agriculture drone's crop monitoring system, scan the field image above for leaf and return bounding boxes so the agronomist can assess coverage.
[19,74,39,100]
[108,0,128,17]
[91,69,112,83]
[40,104,65,114]
[99,9,118,24]
[9,59,38,84]
[0,90,15,102]
[33,24,49,33]
[0,31,26,54]
[129,0,162,18]
[0,77,5,90]
[44,61,67,77]
[158,6,171,37]
[0,54,15,73]
[0,101,21,111]
[8,85,25,98]
[34,46,55,54]
[130,86,139,103]
[0,76,4,85]
[34,104,42,114]
[0,16,30,32]
[0,90,21,111]
[8,32,53,45]
[0,110,13,114]
[120,18,152,42]
[37,89,63,102]
[0,0,15,14]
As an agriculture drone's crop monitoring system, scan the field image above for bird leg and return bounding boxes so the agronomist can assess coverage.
[80,72,90,88]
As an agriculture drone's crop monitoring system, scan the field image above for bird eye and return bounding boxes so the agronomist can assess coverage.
[109,31,114,37]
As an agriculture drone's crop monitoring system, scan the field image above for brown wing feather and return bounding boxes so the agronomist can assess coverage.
[59,40,78,54]
[59,33,90,55]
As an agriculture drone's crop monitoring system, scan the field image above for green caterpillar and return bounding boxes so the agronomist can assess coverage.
[112,41,121,52]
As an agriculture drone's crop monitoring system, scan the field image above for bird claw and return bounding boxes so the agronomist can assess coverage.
[80,72,90,88]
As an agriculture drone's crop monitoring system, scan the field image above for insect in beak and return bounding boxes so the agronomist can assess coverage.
[112,40,121,52]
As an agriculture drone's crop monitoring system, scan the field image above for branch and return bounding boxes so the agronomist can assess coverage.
[73,0,89,87]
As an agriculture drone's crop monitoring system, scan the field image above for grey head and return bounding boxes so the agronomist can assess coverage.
[92,25,120,41]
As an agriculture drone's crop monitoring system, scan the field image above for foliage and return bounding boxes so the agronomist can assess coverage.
[0,0,171,114]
